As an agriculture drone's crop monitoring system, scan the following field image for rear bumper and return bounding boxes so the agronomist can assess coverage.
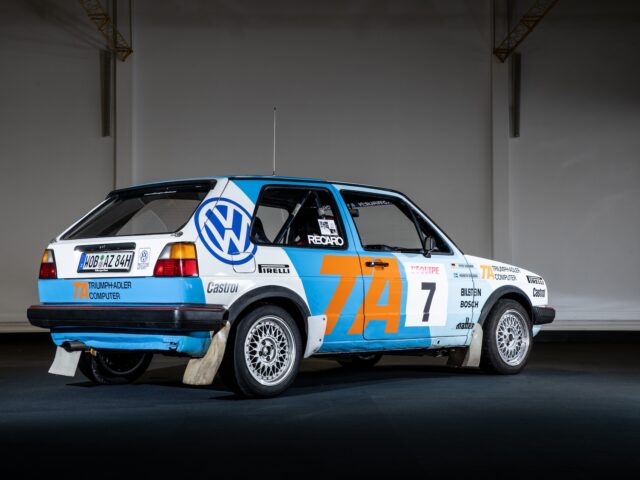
[532,305,556,325]
[27,304,227,332]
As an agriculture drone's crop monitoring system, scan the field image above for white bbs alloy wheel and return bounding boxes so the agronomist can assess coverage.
[480,299,533,374]
[495,309,531,367]
[244,316,297,386]
[222,305,302,397]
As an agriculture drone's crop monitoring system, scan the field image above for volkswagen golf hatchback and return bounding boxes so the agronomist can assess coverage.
[28,176,555,397]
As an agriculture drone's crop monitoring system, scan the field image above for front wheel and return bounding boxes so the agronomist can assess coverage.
[480,299,532,374]
[78,350,153,385]
[222,305,302,398]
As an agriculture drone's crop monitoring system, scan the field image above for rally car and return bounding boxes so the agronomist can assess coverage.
[28,176,555,397]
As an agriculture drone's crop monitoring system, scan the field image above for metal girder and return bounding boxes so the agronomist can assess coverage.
[493,0,560,62]
[79,0,132,61]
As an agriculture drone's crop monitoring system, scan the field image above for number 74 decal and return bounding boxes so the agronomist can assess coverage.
[320,256,446,336]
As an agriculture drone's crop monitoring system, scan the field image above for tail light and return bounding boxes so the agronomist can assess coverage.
[39,249,57,279]
[153,243,199,277]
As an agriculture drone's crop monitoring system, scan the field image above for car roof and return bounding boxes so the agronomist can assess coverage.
[107,175,464,255]
[109,175,394,196]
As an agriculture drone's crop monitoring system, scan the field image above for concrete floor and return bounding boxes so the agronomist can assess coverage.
[1,334,639,478]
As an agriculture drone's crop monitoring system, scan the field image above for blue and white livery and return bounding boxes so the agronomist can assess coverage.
[28,176,555,397]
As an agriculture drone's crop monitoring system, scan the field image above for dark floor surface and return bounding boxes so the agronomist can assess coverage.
[1,333,639,478]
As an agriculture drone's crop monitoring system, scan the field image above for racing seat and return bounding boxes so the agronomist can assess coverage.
[288,208,320,246]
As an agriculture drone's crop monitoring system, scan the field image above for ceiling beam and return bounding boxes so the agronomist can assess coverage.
[493,0,560,63]
[79,0,132,61]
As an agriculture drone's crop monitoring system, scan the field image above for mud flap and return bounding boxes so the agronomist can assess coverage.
[49,346,81,377]
[182,322,231,386]
[447,323,483,368]
[304,315,326,358]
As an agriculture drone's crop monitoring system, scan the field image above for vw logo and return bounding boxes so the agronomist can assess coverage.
[195,197,257,265]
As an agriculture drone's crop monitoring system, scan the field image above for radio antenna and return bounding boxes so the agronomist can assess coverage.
[272,107,277,176]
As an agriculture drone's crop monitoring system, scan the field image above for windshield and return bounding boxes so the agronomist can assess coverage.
[61,186,211,240]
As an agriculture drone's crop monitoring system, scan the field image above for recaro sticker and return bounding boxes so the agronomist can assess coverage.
[195,197,257,265]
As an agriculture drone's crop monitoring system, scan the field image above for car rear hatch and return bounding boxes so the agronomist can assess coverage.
[50,180,216,281]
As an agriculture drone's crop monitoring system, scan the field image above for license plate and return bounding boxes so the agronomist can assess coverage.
[78,251,134,273]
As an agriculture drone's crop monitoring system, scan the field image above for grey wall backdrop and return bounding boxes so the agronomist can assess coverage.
[510,1,640,327]
[0,0,638,331]
[0,0,113,330]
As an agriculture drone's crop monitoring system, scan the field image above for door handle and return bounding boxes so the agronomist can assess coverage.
[365,260,389,268]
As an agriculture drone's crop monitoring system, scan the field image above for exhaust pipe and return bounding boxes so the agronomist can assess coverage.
[61,340,88,352]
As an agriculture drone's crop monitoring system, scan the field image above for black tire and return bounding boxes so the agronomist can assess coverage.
[221,305,302,398]
[78,350,153,385]
[337,353,383,370]
[480,299,533,374]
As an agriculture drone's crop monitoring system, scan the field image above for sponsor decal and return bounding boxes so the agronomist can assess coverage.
[460,300,479,308]
[347,200,391,208]
[456,321,474,330]
[137,248,151,270]
[451,263,473,269]
[207,282,239,294]
[258,264,291,274]
[533,288,546,298]
[73,282,89,300]
[454,272,478,279]
[320,257,448,334]
[318,205,333,217]
[409,265,440,275]
[307,234,344,247]
[195,197,257,265]
[322,256,401,334]
[73,281,132,300]
[461,288,481,297]
[493,265,520,273]
[480,265,494,280]
[527,275,545,285]
[318,219,338,236]
[480,264,518,281]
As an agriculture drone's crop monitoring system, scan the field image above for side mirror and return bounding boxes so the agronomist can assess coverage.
[422,236,437,257]
[348,207,360,218]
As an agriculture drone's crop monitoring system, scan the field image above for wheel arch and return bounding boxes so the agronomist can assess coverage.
[226,286,311,343]
[477,286,533,327]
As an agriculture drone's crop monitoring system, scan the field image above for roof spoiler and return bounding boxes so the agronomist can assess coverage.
[107,179,218,198]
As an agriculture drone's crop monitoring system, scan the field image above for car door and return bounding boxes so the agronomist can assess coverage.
[340,188,474,342]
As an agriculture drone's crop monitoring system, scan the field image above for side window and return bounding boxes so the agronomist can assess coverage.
[341,191,422,251]
[341,190,451,254]
[251,186,347,249]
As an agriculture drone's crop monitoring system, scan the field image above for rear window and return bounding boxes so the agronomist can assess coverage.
[62,186,211,240]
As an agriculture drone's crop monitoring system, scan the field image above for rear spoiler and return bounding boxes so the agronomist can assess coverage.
[107,179,218,199]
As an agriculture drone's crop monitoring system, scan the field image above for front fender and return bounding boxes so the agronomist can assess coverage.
[477,285,533,326]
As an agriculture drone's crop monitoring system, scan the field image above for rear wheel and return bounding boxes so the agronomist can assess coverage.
[480,299,532,374]
[337,353,383,370]
[222,305,302,398]
[78,350,153,385]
